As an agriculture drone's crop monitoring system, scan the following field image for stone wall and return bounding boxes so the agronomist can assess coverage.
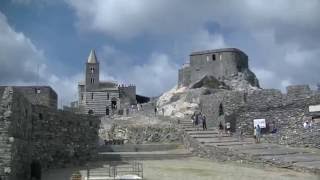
[14,86,57,109]
[0,87,33,180]
[119,85,137,105]
[0,86,100,179]
[177,48,260,89]
[246,89,283,111]
[200,90,245,128]
[31,106,100,169]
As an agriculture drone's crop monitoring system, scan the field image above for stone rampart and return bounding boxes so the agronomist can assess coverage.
[0,87,100,179]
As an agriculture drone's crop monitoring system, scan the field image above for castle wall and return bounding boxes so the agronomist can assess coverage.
[31,106,100,169]
[186,49,249,86]
[0,87,33,180]
[178,64,191,87]
[178,69,183,87]
[1,86,58,109]
[200,90,245,128]
[119,85,137,106]
[0,87,100,179]
[246,89,284,111]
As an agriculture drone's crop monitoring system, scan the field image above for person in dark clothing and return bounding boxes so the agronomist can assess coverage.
[218,121,224,136]
[154,107,157,116]
[195,113,199,126]
[202,115,207,130]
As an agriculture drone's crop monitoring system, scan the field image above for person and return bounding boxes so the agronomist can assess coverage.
[226,122,231,136]
[194,114,199,126]
[154,106,157,116]
[218,121,224,136]
[303,121,309,129]
[191,112,196,127]
[256,125,261,143]
[198,112,203,130]
[238,125,243,141]
[202,114,207,131]
[253,126,257,142]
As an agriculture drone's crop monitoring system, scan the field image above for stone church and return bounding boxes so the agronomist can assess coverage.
[78,50,136,115]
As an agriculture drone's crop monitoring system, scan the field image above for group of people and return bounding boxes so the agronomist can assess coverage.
[218,121,231,136]
[191,112,207,130]
[154,107,165,116]
[303,118,314,129]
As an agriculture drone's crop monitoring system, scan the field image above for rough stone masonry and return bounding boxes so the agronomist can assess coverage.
[0,86,100,180]
[159,48,320,149]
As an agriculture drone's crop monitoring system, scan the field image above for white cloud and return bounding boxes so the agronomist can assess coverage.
[130,53,178,96]
[0,11,80,107]
[98,45,179,96]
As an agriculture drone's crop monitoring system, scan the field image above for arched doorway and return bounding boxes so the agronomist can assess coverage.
[88,109,94,115]
[111,98,117,110]
[30,160,41,180]
[106,107,109,115]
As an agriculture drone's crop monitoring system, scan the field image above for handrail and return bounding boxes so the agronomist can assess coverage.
[86,161,143,179]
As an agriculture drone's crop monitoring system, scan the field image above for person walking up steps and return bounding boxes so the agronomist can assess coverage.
[218,121,224,137]
[191,112,196,127]
[202,114,207,131]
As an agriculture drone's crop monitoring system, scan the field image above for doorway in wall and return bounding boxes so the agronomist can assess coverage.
[106,107,109,115]
[111,98,117,110]
[30,160,41,180]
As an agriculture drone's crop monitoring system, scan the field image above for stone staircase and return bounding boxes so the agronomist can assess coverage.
[98,143,192,161]
[179,119,320,174]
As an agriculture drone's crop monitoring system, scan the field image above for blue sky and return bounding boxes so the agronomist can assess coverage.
[1,0,320,107]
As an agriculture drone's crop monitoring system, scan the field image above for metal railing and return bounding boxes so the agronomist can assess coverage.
[86,161,143,179]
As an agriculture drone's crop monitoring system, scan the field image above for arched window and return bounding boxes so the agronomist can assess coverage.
[90,67,95,74]
[219,103,224,116]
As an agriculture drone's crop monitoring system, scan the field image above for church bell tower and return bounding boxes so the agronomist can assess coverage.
[85,49,100,90]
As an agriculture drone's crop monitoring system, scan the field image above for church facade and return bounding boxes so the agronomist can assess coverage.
[78,50,136,115]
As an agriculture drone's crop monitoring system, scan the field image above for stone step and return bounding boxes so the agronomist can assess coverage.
[199,137,242,143]
[183,127,216,131]
[205,141,254,147]
[186,130,218,135]
[98,151,192,161]
[98,143,182,152]
[191,135,230,139]
[235,148,308,157]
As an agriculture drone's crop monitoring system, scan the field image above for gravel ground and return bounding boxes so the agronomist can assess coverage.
[43,157,319,180]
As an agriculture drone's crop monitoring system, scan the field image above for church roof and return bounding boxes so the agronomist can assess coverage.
[87,49,98,63]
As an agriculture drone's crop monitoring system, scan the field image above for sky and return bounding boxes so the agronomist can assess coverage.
[0,0,320,107]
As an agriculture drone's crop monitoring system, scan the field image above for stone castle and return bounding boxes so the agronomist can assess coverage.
[178,48,259,90]
[78,50,136,115]
[159,47,320,149]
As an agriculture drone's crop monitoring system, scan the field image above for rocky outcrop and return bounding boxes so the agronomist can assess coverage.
[190,75,229,89]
